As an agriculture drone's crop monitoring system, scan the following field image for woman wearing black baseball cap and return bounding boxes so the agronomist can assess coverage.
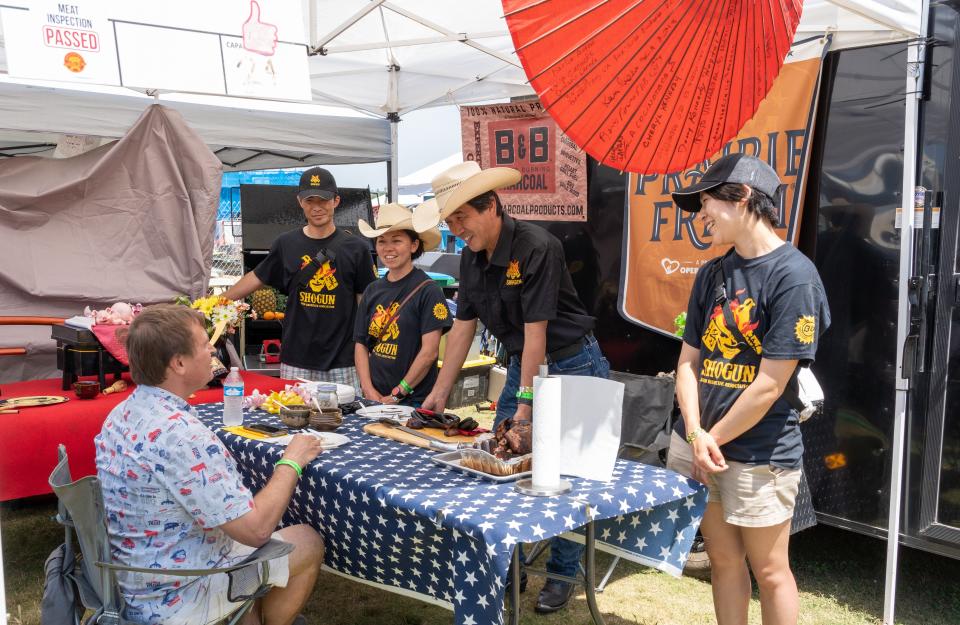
[667,154,830,625]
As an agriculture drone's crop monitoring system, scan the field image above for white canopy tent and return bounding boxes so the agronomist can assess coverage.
[0,76,390,170]
[398,152,462,187]
[0,1,922,179]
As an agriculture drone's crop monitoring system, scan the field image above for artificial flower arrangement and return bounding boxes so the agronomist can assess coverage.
[174,295,253,340]
[84,302,142,325]
[243,386,313,413]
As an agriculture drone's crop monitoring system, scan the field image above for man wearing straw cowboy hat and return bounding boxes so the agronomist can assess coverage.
[354,202,449,406]
[413,161,609,613]
[223,167,378,388]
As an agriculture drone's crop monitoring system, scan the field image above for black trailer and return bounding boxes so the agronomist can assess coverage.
[526,0,958,572]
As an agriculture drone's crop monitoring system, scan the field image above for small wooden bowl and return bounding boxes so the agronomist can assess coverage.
[309,408,343,432]
[278,405,313,428]
[73,380,101,399]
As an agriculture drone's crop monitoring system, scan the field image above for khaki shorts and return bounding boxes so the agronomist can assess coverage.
[164,532,290,625]
[667,432,801,527]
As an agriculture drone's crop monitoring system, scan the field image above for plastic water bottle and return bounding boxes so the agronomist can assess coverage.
[223,367,244,427]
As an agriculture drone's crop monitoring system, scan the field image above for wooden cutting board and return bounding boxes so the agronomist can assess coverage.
[362,422,478,449]
[0,395,69,408]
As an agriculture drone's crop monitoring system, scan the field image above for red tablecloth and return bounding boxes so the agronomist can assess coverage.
[0,371,290,501]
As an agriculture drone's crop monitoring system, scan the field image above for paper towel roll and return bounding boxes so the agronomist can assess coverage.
[532,374,562,489]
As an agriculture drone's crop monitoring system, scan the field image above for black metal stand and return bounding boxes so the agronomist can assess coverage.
[52,324,125,390]
[505,521,606,625]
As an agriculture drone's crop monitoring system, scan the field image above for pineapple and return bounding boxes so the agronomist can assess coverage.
[250,288,277,317]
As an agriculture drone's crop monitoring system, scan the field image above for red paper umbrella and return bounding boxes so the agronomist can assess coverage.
[503,0,803,174]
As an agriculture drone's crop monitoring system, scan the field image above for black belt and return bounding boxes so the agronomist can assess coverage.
[547,332,593,363]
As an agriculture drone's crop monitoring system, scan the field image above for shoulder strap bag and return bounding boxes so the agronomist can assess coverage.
[368,279,434,352]
[294,229,346,290]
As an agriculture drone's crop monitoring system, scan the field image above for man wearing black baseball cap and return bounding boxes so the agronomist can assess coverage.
[666,153,829,625]
[224,167,377,387]
[297,166,338,202]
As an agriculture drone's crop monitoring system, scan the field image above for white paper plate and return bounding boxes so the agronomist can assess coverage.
[272,431,350,449]
[354,404,416,419]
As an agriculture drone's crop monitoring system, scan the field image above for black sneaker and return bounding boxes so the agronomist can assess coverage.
[534,580,575,614]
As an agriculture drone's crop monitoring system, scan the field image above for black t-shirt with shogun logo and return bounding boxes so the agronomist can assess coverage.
[675,244,830,469]
[353,268,452,403]
[455,214,594,356]
[254,228,377,371]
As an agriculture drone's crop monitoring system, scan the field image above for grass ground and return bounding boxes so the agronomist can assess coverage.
[6,404,960,624]
[7,494,960,624]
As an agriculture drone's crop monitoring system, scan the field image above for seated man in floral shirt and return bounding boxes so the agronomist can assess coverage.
[95,304,323,625]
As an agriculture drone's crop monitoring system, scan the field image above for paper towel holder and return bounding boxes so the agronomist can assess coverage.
[514,477,572,496]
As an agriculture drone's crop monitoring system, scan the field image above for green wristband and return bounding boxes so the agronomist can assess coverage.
[399,379,413,394]
[516,390,534,400]
[275,458,302,477]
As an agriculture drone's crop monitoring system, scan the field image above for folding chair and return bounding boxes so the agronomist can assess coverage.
[45,445,293,625]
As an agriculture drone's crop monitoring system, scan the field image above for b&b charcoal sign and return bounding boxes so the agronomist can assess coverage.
[460,101,588,222]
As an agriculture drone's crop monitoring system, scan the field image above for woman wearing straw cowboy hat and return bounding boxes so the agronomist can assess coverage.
[353,202,450,406]
[413,162,609,614]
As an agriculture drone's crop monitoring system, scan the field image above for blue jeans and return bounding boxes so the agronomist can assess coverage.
[496,334,609,578]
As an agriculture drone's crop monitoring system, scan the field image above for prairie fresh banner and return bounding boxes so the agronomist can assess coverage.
[1,0,311,100]
[461,100,587,221]
[619,50,824,336]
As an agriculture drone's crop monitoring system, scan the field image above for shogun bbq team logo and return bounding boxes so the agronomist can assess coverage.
[700,290,763,389]
[299,255,338,308]
[368,303,401,358]
[795,315,816,344]
[433,302,448,321]
[505,260,522,286]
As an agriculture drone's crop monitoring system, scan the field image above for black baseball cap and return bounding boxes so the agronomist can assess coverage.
[671,153,782,212]
[297,167,338,201]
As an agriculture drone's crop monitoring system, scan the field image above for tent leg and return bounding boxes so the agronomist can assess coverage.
[0,520,5,625]
[388,113,399,202]
[885,6,929,624]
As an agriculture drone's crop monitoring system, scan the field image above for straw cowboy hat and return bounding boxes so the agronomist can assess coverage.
[412,161,520,232]
[358,202,441,252]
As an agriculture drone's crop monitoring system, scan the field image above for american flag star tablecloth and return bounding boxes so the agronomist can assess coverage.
[197,404,707,625]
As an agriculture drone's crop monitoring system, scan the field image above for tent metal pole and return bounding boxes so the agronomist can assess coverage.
[311,0,386,54]
[388,113,399,202]
[885,3,929,624]
[381,1,523,68]
[0,520,5,625]
[323,32,505,54]
[306,0,317,52]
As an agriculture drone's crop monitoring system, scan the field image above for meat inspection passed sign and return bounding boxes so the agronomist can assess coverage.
[1,0,311,100]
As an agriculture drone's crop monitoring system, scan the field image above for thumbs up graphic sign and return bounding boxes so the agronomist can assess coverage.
[242,0,278,56]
